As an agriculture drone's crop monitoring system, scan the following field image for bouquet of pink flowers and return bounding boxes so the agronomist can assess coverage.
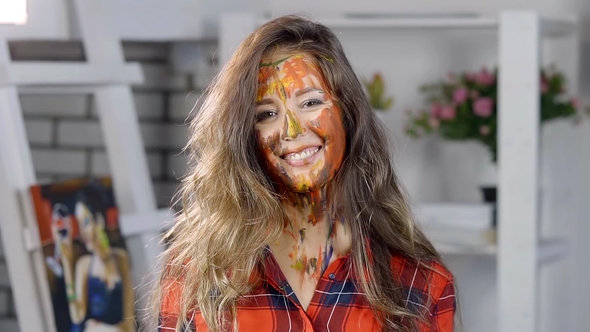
[405,66,584,162]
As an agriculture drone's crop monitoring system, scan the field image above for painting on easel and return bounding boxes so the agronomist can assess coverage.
[30,177,135,332]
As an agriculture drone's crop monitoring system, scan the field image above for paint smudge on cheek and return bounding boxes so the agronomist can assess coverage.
[314,105,346,180]
[257,130,292,183]
[256,130,279,154]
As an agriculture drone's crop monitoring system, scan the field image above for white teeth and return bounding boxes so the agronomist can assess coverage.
[285,148,319,161]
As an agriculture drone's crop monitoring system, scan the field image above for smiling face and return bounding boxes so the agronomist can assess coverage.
[255,52,346,193]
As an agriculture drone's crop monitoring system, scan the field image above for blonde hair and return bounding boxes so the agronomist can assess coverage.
[149,15,447,332]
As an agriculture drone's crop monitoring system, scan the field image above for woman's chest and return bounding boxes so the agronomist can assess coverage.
[191,296,381,332]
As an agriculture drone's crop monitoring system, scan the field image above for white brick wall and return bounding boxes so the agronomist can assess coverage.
[19,94,88,117]
[89,92,166,120]
[0,42,214,330]
[168,90,202,122]
[141,123,189,150]
[57,120,103,148]
[139,63,191,91]
[15,40,202,212]
[153,181,181,208]
[0,290,10,317]
[31,149,87,175]
[0,265,9,289]
[0,319,19,332]
[166,153,189,180]
[133,93,165,120]
[24,119,53,145]
[91,150,164,178]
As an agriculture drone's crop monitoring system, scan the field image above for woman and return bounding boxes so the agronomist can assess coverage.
[58,191,135,332]
[154,15,456,332]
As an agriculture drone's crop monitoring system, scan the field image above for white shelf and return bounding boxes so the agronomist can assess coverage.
[435,241,497,256]
[435,237,569,263]
[257,14,577,37]
[0,62,143,86]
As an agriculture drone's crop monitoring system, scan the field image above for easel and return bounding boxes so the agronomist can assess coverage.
[0,1,172,331]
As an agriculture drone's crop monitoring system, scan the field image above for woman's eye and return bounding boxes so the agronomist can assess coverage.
[301,99,323,108]
[256,110,277,122]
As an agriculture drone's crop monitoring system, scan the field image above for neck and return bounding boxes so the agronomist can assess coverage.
[272,184,351,281]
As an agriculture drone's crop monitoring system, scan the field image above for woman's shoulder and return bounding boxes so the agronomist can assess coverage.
[389,253,455,304]
[111,247,129,260]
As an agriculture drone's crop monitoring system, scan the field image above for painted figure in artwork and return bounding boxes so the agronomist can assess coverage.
[152,15,456,332]
[55,193,134,332]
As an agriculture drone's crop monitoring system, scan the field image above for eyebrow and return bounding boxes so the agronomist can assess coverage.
[256,98,274,106]
[295,87,322,98]
[256,87,323,106]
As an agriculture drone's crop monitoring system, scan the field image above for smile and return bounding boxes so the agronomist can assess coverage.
[284,147,320,161]
[281,146,322,166]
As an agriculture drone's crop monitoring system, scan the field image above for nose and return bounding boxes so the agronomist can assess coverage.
[282,108,305,140]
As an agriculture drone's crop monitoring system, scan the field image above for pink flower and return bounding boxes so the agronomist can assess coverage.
[475,68,495,86]
[465,72,477,82]
[479,125,491,136]
[540,77,549,93]
[571,97,581,110]
[430,103,442,118]
[453,87,469,104]
[473,97,494,117]
[439,104,457,120]
[429,117,440,129]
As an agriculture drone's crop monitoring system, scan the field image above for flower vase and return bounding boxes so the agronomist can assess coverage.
[478,162,498,227]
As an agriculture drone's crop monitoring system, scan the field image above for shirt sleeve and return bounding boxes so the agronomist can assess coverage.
[429,277,456,332]
[158,278,193,332]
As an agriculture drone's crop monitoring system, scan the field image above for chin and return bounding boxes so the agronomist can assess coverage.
[284,177,329,193]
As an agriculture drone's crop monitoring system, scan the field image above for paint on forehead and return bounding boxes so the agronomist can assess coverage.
[257,54,328,102]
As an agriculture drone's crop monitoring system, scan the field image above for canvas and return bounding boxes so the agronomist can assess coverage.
[31,177,135,332]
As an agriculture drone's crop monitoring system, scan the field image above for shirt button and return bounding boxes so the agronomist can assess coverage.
[328,273,336,280]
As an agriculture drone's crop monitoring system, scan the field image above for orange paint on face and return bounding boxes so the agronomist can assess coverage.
[255,53,346,193]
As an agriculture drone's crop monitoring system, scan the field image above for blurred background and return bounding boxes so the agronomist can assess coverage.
[0,0,589,331]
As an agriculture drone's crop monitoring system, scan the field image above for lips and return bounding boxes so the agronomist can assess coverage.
[281,146,322,167]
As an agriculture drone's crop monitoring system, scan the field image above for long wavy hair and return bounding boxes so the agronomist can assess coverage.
[151,14,447,332]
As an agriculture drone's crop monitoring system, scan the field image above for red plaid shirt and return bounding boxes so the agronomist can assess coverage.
[159,250,455,331]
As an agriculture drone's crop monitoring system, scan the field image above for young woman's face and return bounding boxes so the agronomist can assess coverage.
[75,201,95,248]
[255,53,346,192]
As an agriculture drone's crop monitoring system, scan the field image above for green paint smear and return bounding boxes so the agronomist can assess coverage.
[285,110,304,138]
[292,259,306,272]
[260,56,291,68]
